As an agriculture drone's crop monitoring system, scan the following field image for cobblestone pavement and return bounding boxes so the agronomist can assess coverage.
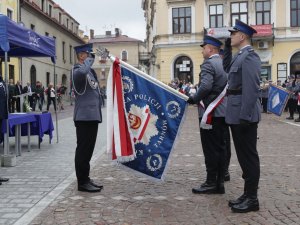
[1,105,300,225]
[0,101,106,225]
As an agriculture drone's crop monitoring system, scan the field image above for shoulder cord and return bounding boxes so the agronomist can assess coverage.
[71,66,88,96]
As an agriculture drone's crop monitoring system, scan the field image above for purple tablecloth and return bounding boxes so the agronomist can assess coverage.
[1,113,54,143]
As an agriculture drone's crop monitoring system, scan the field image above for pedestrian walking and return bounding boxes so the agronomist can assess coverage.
[187,35,228,194]
[223,19,261,213]
[72,43,103,192]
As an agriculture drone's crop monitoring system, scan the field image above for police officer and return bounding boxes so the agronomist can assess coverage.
[187,35,228,194]
[0,75,9,185]
[72,43,103,192]
[223,20,261,213]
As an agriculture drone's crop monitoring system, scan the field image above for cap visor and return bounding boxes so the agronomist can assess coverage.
[200,43,206,47]
[228,28,238,33]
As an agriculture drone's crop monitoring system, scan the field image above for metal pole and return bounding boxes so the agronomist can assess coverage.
[53,64,59,143]
[4,52,9,155]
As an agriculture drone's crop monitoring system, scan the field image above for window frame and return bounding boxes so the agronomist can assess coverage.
[256,1,271,25]
[172,7,192,34]
[230,1,248,26]
[209,4,223,28]
[291,0,300,27]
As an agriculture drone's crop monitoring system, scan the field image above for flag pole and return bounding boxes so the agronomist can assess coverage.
[109,55,189,101]
[95,47,189,101]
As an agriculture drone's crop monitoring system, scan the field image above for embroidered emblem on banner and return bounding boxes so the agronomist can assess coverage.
[128,104,158,145]
[146,154,163,171]
[166,101,181,119]
[122,76,134,93]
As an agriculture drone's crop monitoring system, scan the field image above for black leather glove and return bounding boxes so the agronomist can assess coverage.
[187,97,195,104]
[225,38,231,47]
[89,53,95,59]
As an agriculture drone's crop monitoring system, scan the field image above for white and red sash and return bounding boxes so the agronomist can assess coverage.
[200,84,228,129]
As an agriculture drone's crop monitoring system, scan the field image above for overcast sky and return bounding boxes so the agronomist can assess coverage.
[54,0,146,40]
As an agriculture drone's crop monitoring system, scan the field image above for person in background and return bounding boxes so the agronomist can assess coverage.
[8,79,16,113]
[15,80,23,112]
[23,82,34,109]
[46,83,56,111]
[286,75,298,120]
[0,75,9,185]
[35,81,45,111]
[72,43,103,193]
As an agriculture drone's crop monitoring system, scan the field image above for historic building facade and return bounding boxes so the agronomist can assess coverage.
[143,0,300,84]
[0,0,20,82]
[90,28,145,87]
[20,0,84,89]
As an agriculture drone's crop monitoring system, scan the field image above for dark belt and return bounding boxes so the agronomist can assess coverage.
[226,89,242,95]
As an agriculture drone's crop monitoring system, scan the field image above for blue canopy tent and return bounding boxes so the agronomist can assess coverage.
[0,14,58,155]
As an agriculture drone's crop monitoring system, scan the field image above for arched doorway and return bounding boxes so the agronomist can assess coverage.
[173,56,194,83]
[290,51,300,77]
[30,65,36,86]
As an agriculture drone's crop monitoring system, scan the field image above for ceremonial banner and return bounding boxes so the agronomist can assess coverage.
[267,85,289,116]
[107,58,188,180]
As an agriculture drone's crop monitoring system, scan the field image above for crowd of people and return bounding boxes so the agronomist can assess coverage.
[6,79,68,112]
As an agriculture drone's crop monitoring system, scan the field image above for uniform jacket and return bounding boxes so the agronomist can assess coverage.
[223,45,261,124]
[0,78,8,120]
[192,54,227,118]
[72,57,102,122]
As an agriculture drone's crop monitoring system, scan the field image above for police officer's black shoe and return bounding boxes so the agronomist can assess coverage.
[228,193,247,207]
[231,197,259,213]
[0,182,2,185]
[286,116,294,120]
[89,179,103,189]
[224,171,230,182]
[192,182,224,194]
[78,183,101,192]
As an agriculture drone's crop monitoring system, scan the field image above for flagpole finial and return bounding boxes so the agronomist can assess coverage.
[95,47,110,59]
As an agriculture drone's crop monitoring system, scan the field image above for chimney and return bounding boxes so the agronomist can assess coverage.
[115,28,120,37]
[105,30,111,36]
[90,29,94,39]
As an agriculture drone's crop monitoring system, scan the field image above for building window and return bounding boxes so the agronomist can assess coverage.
[67,19,69,29]
[256,1,271,25]
[46,72,50,86]
[41,0,45,11]
[291,0,300,27]
[62,41,66,62]
[172,7,191,34]
[174,56,194,83]
[121,50,128,61]
[31,24,35,31]
[231,2,248,26]
[9,65,14,81]
[45,32,49,36]
[209,4,223,28]
[59,13,62,23]
[71,22,73,32]
[69,45,73,64]
[7,9,13,19]
[49,5,52,17]
[30,65,37,86]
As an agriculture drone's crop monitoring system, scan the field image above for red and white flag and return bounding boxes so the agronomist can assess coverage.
[106,58,135,162]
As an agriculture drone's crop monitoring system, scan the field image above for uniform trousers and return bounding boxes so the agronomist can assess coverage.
[200,117,227,182]
[230,123,260,196]
[75,121,98,185]
[224,124,231,171]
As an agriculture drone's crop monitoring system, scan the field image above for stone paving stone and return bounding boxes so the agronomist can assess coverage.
[2,106,300,224]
